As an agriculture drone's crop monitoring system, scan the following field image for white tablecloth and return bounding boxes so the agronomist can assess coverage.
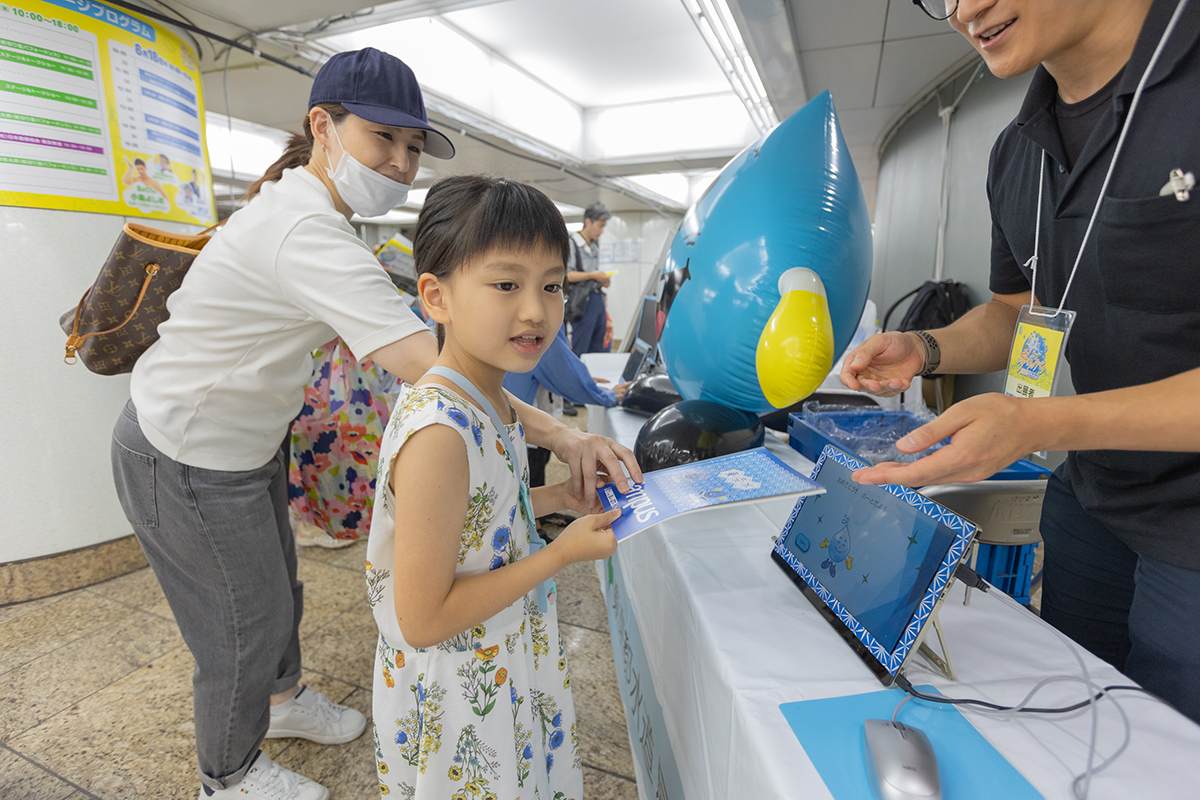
[582,353,1200,800]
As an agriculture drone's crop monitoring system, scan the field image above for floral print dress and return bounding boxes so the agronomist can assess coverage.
[366,384,582,800]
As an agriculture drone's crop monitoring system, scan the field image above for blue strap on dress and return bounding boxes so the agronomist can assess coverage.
[426,366,554,612]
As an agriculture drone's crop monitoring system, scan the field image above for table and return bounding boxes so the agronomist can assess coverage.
[581,353,1200,800]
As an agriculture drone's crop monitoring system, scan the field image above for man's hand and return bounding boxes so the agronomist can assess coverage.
[852,393,1038,487]
[549,427,642,513]
[840,331,926,397]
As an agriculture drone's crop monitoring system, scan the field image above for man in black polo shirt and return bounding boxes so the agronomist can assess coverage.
[841,0,1200,724]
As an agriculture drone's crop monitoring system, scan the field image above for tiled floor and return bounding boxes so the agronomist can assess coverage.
[0,410,638,800]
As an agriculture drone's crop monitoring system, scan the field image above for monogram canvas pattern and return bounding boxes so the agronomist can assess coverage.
[60,223,212,375]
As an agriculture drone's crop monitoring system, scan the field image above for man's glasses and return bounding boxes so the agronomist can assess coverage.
[913,0,958,21]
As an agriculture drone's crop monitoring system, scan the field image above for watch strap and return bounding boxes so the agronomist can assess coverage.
[914,330,941,377]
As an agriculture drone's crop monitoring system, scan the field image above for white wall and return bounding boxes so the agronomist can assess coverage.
[593,211,680,346]
[1,206,203,562]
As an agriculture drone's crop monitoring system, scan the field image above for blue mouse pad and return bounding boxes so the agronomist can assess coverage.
[779,686,1042,799]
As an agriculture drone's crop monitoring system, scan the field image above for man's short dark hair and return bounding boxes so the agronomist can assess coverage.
[584,201,611,224]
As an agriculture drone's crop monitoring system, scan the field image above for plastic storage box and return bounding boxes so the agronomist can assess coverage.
[786,408,1049,480]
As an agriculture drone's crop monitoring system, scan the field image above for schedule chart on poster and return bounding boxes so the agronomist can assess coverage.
[0,5,114,200]
[108,40,201,164]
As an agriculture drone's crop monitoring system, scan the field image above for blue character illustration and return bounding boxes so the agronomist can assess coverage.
[1016,330,1048,381]
[819,525,854,577]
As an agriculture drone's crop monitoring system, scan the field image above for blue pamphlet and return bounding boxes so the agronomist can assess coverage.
[598,447,824,542]
[779,686,1041,799]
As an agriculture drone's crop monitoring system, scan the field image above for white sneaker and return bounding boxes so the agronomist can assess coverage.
[294,521,358,549]
[266,687,367,745]
[199,750,328,800]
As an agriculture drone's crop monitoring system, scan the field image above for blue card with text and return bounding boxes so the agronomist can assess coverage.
[598,447,824,542]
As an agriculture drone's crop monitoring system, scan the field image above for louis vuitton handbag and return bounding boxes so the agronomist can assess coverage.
[61,222,219,375]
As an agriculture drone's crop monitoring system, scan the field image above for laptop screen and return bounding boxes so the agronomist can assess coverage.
[622,339,650,382]
[772,446,976,682]
[635,295,658,347]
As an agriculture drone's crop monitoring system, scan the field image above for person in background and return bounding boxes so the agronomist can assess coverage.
[842,0,1200,724]
[566,201,613,356]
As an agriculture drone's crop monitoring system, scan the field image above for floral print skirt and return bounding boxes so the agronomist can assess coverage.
[372,595,582,800]
[288,338,395,541]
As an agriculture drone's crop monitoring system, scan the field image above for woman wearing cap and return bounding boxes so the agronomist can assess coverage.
[110,48,640,800]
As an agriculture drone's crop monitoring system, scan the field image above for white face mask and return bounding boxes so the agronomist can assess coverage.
[324,123,411,217]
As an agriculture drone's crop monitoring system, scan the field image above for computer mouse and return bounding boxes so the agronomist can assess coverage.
[862,718,942,800]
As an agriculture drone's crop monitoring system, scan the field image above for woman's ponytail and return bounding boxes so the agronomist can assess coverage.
[243,103,350,202]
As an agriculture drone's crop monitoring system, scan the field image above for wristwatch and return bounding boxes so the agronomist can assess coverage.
[913,330,941,377]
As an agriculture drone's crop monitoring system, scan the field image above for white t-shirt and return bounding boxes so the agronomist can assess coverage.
[132,167,430,471]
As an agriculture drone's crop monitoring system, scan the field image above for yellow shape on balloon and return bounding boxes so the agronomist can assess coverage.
[755,267,835,408]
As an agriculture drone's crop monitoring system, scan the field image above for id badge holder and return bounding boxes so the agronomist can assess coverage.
[1004,305,1076,399]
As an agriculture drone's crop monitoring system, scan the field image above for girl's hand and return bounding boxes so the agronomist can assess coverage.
[550,427,642,502]
[552,507,620,565]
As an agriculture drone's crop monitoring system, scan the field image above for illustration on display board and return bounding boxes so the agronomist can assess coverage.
[820,524,854,577]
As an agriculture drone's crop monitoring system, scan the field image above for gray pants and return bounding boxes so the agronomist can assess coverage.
[111,401,303,790]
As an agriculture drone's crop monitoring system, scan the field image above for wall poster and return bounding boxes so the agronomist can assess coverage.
[0,0,215,223]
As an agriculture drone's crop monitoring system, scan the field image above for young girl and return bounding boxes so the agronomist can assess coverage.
[367,175,622,799]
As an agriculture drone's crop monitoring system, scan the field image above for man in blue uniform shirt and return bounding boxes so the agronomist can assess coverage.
[842,0,1200,723]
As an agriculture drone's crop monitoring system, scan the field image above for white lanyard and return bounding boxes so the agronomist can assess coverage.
[1024,0,1189,317]
[425,366,553,613]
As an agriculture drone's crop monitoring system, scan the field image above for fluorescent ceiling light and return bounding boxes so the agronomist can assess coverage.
[321,10,757,169]
[206,114,292,182]
[626,169,721,208]
[585,94,756,162]
[402,187,430,209]
[353,209,421,225]
[679,0,778,133]
[322,18,582,155]
[555,202,586,217]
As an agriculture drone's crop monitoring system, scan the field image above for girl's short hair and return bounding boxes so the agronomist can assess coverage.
[414,175,570,285]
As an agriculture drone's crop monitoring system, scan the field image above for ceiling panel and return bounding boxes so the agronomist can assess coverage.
[834,104,905,146]
[883,1,960,40]
[788,0,887,52]
[159,0,375,36]
[873,32,975,108]
[202,63,315,133]
[441,0,729,108]
[799,43,881,111]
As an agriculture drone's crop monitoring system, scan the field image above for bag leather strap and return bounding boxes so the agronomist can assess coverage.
[64,262,160,364]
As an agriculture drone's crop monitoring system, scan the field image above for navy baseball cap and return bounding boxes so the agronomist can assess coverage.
[310,48,455,159]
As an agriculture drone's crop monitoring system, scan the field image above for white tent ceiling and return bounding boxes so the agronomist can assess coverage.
[138,0,979,216]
